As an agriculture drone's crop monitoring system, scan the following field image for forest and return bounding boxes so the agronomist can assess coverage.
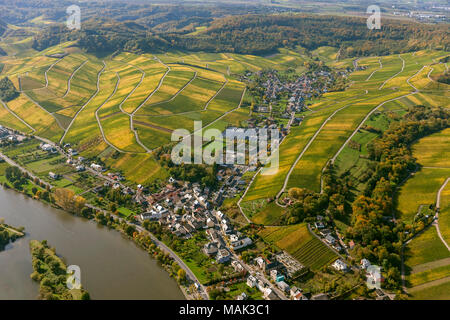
[0,77,19,102]
[31,13,449,57]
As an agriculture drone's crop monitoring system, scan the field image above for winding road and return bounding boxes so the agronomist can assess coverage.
[366,57,382,81]
[331,65,425,164]
[435,178,450,251]
[59,61,106,144]
[63,60,88,98]
[379,55,405,90]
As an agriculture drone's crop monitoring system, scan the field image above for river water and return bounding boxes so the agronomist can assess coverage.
[0,187,184,300]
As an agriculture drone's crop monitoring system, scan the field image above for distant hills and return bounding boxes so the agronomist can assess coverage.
[32,14,449,58]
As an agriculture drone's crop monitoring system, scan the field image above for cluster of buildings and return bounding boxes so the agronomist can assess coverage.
[245,69,338,117]
[39,142,58,154]
[0,126,27,144]
[138,178,253,256]
[392,11,446,22]
[246,253,305,300]
[246,275,279,300]
[312,215,345,253]
[66,155,86,172]
[284,70,335,113]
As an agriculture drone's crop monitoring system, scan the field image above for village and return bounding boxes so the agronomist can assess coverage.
[241,67,344,117]
[0,63,381,301]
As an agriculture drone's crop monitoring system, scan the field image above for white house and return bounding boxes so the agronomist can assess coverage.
[236,292,247,300]
[263,288,278,300]
[206,218,215,228]
[40,143,53,151]
[48,172,59,179]
[361,259,371,270]
[277,281,290,293]
[332,259,348,272]
[230,237,253,251]
[246,275,257,288]
[90,163,103,171]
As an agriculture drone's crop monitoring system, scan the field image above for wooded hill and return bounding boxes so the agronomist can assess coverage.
[32,14,449,57]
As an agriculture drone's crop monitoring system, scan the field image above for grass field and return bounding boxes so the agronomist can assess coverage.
[259,223,337,270]
[409,280,450,300]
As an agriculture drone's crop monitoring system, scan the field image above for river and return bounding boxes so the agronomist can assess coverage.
[0,187,184,300]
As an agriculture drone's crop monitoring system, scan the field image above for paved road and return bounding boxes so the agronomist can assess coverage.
[94,71,135,154]
[203,79,229,111]
[0,99,35,132]
[401,178,450,291]
[185,86,247,141]
[44,57,63,88]
[140,68,198,111]
[0,150,52,189]
[435,178,450,251]
[331,66,425,164]
[130,56,171,152]
[379,55,405,90]
[366,57,382,81]
[135,223,210,300]
[63,60,88,98]
[117,63,146,116]
[1,135,206,299]
[22,91,65,131]
[275,90,369,203]
[237,167,262,223]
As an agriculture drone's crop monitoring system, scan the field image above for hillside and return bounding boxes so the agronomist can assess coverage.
[31,14,449,57]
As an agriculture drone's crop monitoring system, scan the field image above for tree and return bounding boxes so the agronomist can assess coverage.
[125,225,136,237]
[177,269,186,282]
[53,188,86,214]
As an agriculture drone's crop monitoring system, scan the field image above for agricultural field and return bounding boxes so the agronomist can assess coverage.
[397,127,450,224]
[258,223,337,270]
[3,39,307,185]
[240,49,449,225]
[412,128,450,168]
[401,129,450,299]
[404,226,450,299]
[0,34,448,197]
[439,184,450,247]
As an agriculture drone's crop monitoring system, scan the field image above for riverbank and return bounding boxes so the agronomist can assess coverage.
[0,160,201,299]
[0,186,185,300]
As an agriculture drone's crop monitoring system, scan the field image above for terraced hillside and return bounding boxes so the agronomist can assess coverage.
[399,129,450,299]
[239,49,449,225]
[0,39,311,185]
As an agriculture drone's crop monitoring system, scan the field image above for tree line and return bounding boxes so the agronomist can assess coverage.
[31,14,449,58]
